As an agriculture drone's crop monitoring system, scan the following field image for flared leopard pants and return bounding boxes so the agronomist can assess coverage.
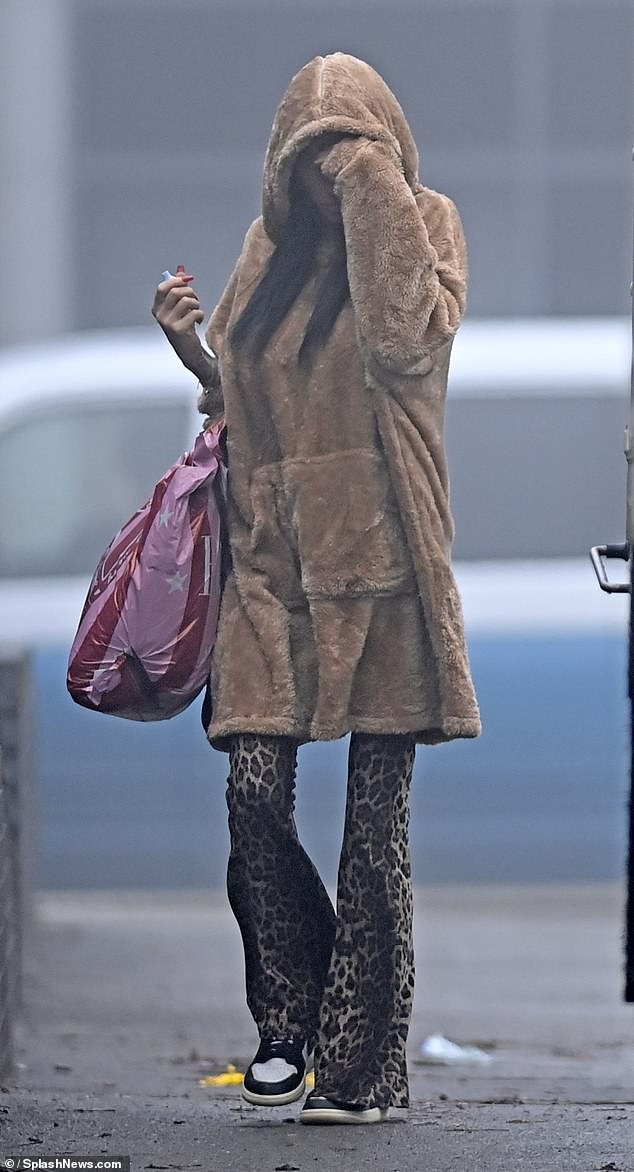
[225,730,416,1109]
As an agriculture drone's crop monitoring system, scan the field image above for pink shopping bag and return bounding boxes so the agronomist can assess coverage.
[67,423,226,721]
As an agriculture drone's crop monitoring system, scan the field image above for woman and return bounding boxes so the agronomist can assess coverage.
[153,52,481,1125]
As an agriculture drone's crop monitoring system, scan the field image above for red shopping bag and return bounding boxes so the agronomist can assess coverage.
[67,423,226,721]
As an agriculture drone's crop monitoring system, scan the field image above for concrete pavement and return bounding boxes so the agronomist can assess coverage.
[2,884,634,1170]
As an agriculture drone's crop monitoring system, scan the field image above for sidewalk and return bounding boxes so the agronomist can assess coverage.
[2,884,634,1171]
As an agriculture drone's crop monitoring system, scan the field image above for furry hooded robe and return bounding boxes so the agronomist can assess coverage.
[198,52,482,749]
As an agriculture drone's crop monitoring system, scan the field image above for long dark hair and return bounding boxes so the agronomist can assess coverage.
[229,164,350,374]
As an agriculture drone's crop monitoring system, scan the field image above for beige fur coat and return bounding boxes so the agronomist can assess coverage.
[198,52,481,749]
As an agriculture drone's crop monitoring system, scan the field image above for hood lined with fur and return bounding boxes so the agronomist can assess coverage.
[262,52,421,242]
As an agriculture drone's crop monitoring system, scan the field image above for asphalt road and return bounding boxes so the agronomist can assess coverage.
[3,884,634,1170]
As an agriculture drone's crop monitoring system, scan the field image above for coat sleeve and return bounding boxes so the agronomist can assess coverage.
[331,140,467,380]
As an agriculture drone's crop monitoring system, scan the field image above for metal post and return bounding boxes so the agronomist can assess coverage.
[628,151,634,549]
[0,649,34,1079]
[625,150,634,1002]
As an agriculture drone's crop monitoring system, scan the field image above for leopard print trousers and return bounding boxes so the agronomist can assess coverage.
[225,731,416,1109]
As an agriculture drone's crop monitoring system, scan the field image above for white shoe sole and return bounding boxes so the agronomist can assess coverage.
[300,1104,389,1124]
[241,1077,306,1107]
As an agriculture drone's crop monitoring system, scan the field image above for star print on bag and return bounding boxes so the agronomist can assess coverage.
[166,570,187,593]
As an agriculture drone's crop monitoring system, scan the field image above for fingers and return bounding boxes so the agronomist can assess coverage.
[161,283,201,312]
[158,274,193,292]
[179,306,205,330]
[152,277,205,334]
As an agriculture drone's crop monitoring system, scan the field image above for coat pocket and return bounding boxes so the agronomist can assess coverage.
[247,463,305,606]
[282,449,414,598]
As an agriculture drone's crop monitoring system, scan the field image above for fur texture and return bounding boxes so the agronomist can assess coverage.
[199,52,481,748]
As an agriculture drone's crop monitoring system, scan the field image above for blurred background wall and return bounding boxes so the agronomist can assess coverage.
[2,0,633,347]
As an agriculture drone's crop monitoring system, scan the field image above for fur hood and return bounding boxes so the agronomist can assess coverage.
[262,53,421,242]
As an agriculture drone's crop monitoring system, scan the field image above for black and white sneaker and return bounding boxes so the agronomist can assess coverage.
[300,1091,389,1124]
[242,1038,309,1106]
